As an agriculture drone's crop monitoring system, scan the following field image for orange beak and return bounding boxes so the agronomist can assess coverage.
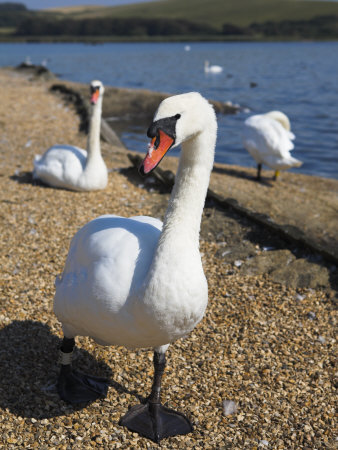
[91,88,100,105]
[140,130,174,175]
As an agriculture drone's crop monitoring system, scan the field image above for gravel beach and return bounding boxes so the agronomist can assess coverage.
[0,68,336,449]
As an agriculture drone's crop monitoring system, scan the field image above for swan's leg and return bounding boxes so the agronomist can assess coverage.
[273,170,280,181]
[256,163,262,181]
[119,349,193,443]
[57,336,108,404]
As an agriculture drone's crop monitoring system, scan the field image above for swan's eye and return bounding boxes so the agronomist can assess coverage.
[175,114,181,120]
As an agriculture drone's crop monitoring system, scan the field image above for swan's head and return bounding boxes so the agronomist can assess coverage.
[140,92,216,175]
[265,111,291,131]
[90,80,104,105]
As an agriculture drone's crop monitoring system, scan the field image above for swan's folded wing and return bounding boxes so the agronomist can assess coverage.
[244,116,294,159]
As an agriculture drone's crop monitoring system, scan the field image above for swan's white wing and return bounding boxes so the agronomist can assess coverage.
[210,65,223,73]
[33,145,87,187]
[54,214,163,346]
[243,115,299,169]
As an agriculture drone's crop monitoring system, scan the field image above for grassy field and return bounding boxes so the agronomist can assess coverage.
[48,0,338,29]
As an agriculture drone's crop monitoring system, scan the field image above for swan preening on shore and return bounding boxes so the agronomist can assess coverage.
[33,80,107,191]
[242,111,302,180]
[54,92,217,442]
[204,60,223,74]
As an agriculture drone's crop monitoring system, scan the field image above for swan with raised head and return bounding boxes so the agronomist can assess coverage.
[33,80,107,191]
[54,92,217,443]
[242,111,302,181]
[204,60,223,74]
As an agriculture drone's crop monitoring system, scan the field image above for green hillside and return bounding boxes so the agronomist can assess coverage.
[1,0,338,40]
[53,0,338,29]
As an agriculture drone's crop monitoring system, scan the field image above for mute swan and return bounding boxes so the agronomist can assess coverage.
[204,60,223,74]
[54,92,217,442]
[242,111,302,181]
[33,80,107,191]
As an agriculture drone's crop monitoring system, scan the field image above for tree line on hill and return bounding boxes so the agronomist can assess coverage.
[14,15,338,39]
[1,2,338,39]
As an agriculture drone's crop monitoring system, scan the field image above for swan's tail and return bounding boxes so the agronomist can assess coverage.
[287,156,302,168]
[265,155,303,170]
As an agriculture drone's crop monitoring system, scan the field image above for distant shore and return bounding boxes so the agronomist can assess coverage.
[1,35,338,44]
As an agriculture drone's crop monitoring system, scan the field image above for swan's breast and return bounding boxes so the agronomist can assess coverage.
[54,215,163,336]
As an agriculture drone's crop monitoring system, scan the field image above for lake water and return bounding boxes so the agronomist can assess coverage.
[0,42,337,179]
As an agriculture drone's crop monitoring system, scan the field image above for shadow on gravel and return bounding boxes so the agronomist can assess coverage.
[0,320,143,419]
[10,171,41,186]
[212,165,274,187]
[9,172,80,192]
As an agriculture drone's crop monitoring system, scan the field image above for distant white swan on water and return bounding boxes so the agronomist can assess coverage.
[242,111,302,180]
[204,60,223,74]
[33,80,107,191]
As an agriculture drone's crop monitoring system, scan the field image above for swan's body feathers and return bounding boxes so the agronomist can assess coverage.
[243,113,301,170]
[33,145,91,190]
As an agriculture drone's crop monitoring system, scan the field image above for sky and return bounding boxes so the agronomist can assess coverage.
[3,0,156,10]
[3,0,338,9]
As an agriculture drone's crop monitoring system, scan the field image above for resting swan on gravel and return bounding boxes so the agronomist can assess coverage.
[33,80,107,191]
[54,92,217,443]
[242,111,302,181]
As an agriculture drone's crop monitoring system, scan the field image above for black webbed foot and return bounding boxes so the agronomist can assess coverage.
[119,401,193,443]
[57,365,108,404]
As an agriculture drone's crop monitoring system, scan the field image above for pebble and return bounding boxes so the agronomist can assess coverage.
[222,400,238,416]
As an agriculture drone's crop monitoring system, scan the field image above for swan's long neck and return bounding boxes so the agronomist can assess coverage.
[85,98,102,168]
[153,129,216,265]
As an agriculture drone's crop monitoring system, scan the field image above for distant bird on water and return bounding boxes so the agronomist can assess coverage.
[33,80,107,191]
[204,60,223,74]
[242,111,302,181]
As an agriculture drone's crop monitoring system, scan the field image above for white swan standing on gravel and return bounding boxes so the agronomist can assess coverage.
[242,111,302,180]
[33,80,107,191]
[204,60,223,74]
[54,92,217,443]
